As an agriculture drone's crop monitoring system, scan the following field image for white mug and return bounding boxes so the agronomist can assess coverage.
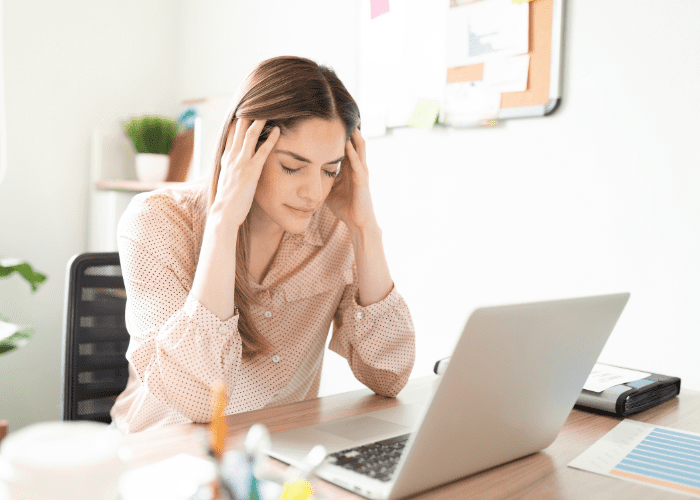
[0,421,130,500]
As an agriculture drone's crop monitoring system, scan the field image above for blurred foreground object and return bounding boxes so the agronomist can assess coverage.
[0,421,130,500]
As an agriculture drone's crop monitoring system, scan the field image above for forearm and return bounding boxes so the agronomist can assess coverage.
[349,222,394,307]
[190,204,239,321]
[117,233,244,425]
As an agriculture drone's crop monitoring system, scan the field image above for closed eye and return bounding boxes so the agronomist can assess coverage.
[282,166,301,176]
[282,165,338,178]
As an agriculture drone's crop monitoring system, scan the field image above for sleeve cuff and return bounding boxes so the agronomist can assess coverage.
[183,294,240,335]
[351,285,402,322]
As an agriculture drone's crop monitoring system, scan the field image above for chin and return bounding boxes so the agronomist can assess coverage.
[270,204,317,234]
[273,213,313,235]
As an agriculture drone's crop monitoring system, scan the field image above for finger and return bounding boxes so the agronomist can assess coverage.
[232,117,252,159]
[351,128,367,168]
[241,119,267,159]
[345,139,365,174]
[252,125,281,163]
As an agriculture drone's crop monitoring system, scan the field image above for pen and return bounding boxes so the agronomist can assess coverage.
[434,357,450,375]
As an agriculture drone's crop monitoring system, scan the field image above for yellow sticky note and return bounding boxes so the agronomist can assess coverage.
[279,479,314,500]
[407,99,440,128]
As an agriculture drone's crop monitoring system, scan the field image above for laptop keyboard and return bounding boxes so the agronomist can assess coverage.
[327,433,411,482]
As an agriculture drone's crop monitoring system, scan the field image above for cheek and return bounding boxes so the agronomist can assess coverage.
[321,177,335,198]
[257,167,292,199]
[254,164,274,200]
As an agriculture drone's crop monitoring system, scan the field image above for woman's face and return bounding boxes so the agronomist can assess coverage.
[251,117,347,235]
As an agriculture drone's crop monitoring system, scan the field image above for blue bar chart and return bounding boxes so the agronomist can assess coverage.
[569,420,700,497]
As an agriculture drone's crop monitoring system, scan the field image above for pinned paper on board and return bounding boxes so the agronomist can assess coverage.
[370,0,390,19]
[407,100,440,128]
[482,54,530,92]
[442,81,501,126]
[446,0,529,67]
[360,0,445,132]
[358,0,560,131]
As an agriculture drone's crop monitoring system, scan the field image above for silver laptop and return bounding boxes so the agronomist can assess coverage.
[265,293,630,499]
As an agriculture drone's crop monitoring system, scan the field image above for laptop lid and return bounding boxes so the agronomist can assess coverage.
[265,293,630,499]
[387,292,630,499]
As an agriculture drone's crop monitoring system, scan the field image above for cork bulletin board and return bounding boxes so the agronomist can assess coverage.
[445,0,564,119]
[358,0,565,132]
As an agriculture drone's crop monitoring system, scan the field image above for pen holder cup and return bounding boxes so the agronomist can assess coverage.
[189,451,320,500]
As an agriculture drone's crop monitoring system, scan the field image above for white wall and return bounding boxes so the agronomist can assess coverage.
[1,0,698,432]
[175,0,359,106]
[0,0,179,430]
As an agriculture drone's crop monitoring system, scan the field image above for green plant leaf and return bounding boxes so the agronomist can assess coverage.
[0,328,33,355]
[0,320,33,356]
[122,115,179,154]
[0,259,47,292]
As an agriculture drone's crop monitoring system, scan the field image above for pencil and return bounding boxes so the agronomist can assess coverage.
[209,380,228,500]
[210,380,227,460]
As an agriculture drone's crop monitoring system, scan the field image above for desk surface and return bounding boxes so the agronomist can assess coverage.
[123,376,700,499]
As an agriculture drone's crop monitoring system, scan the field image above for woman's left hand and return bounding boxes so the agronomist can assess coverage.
[325,128,378,232]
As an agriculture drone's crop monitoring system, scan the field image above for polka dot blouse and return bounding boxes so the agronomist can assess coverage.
[109,183,416,434]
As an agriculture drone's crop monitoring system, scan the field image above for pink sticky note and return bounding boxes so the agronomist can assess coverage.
[371,0,390,19]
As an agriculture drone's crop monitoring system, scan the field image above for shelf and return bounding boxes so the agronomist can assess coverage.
[94,180,186,193]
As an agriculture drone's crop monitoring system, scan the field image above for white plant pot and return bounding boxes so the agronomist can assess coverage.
[135,153,170,183]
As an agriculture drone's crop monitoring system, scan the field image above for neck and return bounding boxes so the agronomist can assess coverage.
[248,200,285,245]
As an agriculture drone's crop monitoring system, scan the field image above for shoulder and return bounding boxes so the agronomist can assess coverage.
[118,182,206,253]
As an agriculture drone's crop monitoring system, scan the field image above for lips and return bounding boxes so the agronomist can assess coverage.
[286,205,316,217]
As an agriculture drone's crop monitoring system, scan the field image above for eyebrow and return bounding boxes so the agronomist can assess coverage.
[276,150,346,165]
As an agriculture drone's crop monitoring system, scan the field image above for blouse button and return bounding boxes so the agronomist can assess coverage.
[356,311,365,320]
[264,310,272,318]
[272,354,280,363]
[218,326,228,334]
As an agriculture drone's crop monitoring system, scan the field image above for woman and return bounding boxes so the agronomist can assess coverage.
[110,56,416,434]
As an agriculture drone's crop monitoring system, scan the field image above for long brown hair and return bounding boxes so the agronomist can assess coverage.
[201,56,361,358]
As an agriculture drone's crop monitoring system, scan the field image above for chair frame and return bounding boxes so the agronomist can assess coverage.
[61,252,128,422]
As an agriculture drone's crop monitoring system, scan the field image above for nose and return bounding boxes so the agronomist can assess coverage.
[299,171,323,204]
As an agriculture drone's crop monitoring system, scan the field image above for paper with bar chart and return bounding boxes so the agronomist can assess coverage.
[569,420,700,497]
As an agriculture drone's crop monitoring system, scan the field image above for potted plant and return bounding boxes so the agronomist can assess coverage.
[122,115,180,183]
[0,258,46,355]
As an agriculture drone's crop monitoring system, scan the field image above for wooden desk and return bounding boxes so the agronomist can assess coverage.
[123,376,700,499]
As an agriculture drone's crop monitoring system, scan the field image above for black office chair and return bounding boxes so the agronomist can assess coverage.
[61,252,131,423]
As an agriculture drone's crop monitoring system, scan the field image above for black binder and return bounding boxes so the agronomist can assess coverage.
[574,365,681,417]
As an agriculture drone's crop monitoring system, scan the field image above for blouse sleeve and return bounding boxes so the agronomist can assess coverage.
[117,194,243,423]
[328,266,416,397]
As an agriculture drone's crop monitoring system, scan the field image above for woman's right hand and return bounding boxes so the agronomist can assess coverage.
[213,118,280,226]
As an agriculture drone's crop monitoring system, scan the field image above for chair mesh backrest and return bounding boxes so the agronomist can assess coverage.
[61,253,130,423]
